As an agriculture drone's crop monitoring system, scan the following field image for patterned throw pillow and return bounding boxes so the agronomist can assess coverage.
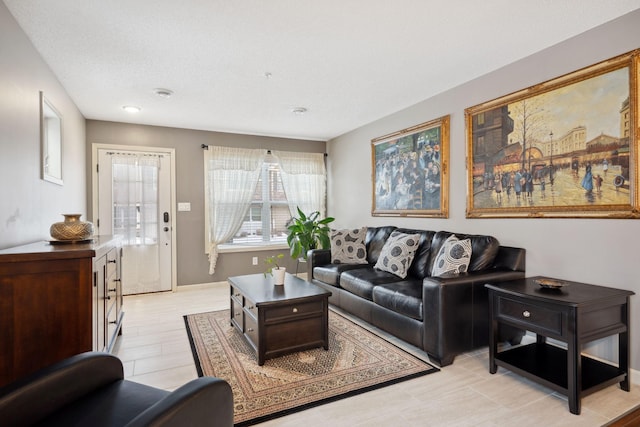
[331,228,368,264]
[431,234,472,277]
[374,231,421,278]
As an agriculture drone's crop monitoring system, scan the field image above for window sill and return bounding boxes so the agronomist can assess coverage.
[217,243,289,254]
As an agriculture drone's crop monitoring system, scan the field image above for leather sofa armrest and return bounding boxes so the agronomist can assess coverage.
[492,246,526,272]
[127,377,234,427]
[0,352,124,427]
[422,270,525,366]
[307,249,331,279]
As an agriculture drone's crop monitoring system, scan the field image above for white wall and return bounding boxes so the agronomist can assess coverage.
[327,10,640,369]
[0,3,86,248]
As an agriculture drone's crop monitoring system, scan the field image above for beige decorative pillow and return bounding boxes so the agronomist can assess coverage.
[374,231,421,278]
[431,234,472,277]
[331,228,368,264]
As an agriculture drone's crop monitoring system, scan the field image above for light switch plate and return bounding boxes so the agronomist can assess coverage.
[178,202,191,212]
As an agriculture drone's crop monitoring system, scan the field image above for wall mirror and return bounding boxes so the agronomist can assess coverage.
[40,91,63,185]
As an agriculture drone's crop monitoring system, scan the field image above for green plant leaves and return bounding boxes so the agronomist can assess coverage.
[286,207,335,260]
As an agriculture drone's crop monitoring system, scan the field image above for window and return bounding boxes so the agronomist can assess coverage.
[204,146,326,273]
[231,159,291,244]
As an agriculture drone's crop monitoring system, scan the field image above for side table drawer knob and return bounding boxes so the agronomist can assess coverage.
[293,307,298,313]
[523,310,531,318]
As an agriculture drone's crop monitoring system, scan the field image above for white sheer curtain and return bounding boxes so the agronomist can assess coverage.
[111,155,160,245]
[205,146,266,274]
[272,151,326,216]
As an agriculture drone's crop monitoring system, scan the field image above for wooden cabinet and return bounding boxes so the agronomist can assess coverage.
[0,236,124,387]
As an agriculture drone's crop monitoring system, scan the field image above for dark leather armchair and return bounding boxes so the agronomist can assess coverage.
[0,352,233,427]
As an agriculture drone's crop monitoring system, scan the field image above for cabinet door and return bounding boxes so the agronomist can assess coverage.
[94,255,106,351]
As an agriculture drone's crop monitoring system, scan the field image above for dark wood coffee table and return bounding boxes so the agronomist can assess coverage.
[229,273,331,365]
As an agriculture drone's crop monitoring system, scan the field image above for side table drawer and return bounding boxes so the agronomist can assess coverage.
[498,297,563,336]
[265,300,323,321]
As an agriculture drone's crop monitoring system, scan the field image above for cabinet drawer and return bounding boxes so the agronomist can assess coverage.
[230,286,243,305]
[106,248,118,278]
[265,300,323,321]
[244,312,258,349]
[498,297,563,336]
[244,298,258,318]
[106,301,118,334]
[231,298,243,330]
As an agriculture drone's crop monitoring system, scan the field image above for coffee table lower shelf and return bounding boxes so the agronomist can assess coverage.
[496,343,626,396]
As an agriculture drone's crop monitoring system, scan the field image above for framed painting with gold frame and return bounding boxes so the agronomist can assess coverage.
[465,50,639,218]
[372,115,449,217]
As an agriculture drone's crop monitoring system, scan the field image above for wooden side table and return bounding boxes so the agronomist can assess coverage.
[486,276,634,415]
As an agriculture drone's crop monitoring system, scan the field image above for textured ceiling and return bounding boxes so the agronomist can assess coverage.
[5,0,640,141]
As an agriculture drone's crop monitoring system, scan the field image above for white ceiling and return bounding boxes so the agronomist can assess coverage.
[5,1,640,141]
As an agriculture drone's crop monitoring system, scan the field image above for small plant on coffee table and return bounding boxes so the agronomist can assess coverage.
[264,253,285,277]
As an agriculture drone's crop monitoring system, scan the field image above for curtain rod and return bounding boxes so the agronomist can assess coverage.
[200,144,327,156]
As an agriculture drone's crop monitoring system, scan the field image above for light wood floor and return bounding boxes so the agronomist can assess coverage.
[114,282,639,426]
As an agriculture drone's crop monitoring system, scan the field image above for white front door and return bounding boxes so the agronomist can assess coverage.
[96,147,174,294]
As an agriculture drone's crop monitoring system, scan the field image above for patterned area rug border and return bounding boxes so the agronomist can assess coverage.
[184,309,438,426]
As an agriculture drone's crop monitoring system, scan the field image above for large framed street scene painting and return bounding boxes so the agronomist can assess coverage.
[372,116,449,217]
[466,50,639,218]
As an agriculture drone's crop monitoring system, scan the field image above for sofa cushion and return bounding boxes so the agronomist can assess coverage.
[340,268,403,301]
[396,228,436,279]
[374,231,421,279]
[330,228,368,264]
[428,231,500,274]
[364,226,397,264]
[372,281,423,321]
[313,264,368,287]
[431,234,472,276]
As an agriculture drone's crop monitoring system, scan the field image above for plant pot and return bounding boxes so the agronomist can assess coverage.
[50,214,94,241]
[272,267,286,286]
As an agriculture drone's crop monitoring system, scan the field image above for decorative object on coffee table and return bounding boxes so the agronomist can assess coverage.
[184,308,438,426]
[49,213,94,241]
[263,253,286,285]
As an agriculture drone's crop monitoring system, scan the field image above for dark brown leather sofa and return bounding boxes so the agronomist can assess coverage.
[308,226,526,366]
[0,352,233,427]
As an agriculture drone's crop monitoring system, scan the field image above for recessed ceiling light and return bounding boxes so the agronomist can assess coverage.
[291,107,307,115]
[122,105,141,113]
[153,88,173,98]
[264,72,272,79]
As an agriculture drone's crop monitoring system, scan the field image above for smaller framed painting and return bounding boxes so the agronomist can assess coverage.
[371,115,449,218]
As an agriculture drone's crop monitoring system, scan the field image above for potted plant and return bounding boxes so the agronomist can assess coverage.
[286,207,335,260]
[264,253,286,285]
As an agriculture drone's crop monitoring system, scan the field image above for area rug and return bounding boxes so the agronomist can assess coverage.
[184,309,438,426]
